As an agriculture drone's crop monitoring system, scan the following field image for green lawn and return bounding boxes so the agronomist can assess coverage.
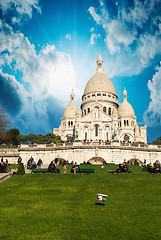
[0,165,161,240]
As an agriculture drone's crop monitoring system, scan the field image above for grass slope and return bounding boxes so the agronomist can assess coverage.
[0,165,161,240]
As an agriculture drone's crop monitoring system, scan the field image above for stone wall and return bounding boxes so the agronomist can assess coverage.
[0,148,19,164]
[1,142,161,165]
[18,142,161,166]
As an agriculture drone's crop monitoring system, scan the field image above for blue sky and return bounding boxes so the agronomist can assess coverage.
[0,0,161,143]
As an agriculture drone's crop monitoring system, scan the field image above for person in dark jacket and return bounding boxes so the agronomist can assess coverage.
[148,163,154,173]
[48,161,56,173]
[153,161,161,173]
[37,159,43,168]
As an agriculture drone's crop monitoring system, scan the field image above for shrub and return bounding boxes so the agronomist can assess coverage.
[17,163,25,175]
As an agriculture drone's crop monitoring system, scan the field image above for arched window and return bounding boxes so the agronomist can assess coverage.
[124,120,126,126]
[108,107,111,116]
[68,121,70,127]
[106,132,108,140]
[71,121,73,126]
[84,110,86,115]
[85,132,87,140]
[103,106,106,113]
[88,108,90,113]
[95,125,99,137]
[127,120,129,126]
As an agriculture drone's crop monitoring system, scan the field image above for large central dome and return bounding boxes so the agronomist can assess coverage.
[84,71,116,95]
[83,55,116,96]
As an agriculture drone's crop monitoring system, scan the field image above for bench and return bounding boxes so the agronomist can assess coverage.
[31,168,49,173]
[70,168,95,174]
[78,168,94,174]
[32,168,60,173]
[108,169,132,174]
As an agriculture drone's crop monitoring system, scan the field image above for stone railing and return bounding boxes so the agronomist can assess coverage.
[19,141,161,150]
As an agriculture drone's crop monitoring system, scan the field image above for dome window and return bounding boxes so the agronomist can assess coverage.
[103,106,106,113]
[108,94,111,97]
[92,94,95,97]
[97,93,101,96]
[103,94,106,96]
[88,95,90,98]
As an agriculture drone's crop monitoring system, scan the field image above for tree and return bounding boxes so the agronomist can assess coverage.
[6,128,20,145]
[0,108,9,131]
[152,137,161,145]
[17,133,62,144]
[0,108,10,144]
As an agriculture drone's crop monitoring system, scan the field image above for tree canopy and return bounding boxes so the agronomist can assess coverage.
[152,137,161,145]
[17,133,62,145]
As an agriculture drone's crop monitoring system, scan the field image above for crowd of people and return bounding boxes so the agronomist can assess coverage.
[27,157,43,170]
[0,158,11,173]
[1,155,161,175]
[148,161,161,173]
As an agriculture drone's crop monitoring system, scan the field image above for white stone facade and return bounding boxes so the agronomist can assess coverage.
[19,142,161,166]
[53,55,147,143]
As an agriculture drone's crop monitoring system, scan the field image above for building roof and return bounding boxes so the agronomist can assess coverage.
[83,55,116,96]
[63,90,81,118]
[118,89,135,117]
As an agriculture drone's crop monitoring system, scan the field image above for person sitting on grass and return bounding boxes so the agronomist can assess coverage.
[71,162,79,174]
[153,161,161,174]
[31,160,37,170]
[147,163,154,173]
[48,160,56,173]
[37,159,43,168]
[62,163,67,174]
[117,162,128,174]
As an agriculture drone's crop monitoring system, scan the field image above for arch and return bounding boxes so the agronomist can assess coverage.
[88,157,106,165]
[120,133,134,142]
[127,158,143,166]
[57,158,67,164]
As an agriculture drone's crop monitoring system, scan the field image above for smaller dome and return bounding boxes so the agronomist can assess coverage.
[118,101,135,117]
[118,89,135,117]
[63,90,81,118]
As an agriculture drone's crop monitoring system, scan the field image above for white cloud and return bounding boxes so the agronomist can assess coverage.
[88,7,101,24]
[12,17,21,24]
[90,33,101,45]
[106,20,136,54]
[0,28,81,106]
[65,33,72,40]
[90,27,94,32]
[88,0,161,75]
[144,63,161,126]
[0,0,41,18]
[42,44,55,55]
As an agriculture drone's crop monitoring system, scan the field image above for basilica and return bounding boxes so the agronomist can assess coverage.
[53,55,147,143]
